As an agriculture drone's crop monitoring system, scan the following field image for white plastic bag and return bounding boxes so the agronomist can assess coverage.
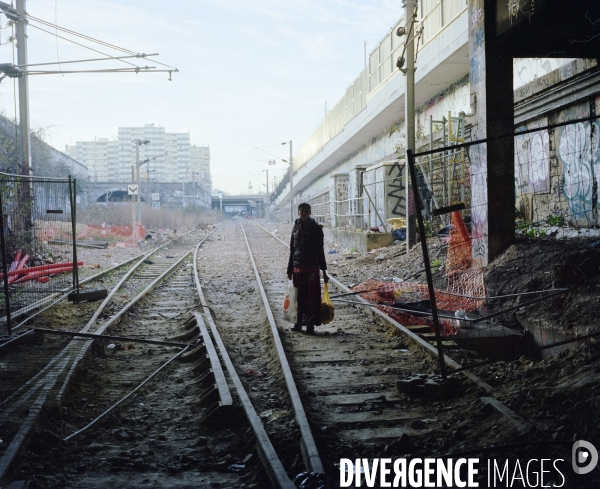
[283,280,298,323]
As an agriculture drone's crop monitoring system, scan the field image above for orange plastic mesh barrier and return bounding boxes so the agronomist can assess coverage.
[352,212,486,337]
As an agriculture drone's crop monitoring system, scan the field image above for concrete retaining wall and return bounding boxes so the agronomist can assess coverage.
[325,229,394,254]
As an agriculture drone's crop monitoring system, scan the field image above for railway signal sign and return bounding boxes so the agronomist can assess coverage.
[152,202,160,209]
[151,193,160,201]
[127,184,139,195]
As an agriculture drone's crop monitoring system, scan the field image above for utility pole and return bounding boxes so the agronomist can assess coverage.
[134,139,149,224]
[404,0,416,247]
[286,140,293,222]
[131,165,136,232]
[192,171,196,207]
[15,0,31,175]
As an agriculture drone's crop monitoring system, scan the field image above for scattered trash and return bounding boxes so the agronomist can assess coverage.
[166,255,174,259]
[591,240,600,248]
[392,228,407,241]
[437,224,452,236]
[328,250,338,254]
[369,226,380,232]
[392,277,403,282]
[227,463,246,473]
[293,471,328,489]
[107,344,116,350]
[243,369,263,377]
[143,259,154,265]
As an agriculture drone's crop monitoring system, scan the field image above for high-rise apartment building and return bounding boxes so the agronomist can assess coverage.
[65,138,118,182]
[65,124,210,185]
[190,145,211,191]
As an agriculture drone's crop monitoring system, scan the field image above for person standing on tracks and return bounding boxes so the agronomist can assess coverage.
[287,202,329,334]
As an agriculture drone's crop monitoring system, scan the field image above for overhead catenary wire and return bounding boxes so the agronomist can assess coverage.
[26,14,137,55]
[25,14,178,70]
[16,53,159,67]
[22,67,170,76]
[26,22,138,67]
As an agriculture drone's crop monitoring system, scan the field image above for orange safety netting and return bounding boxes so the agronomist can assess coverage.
[353,211,486,337]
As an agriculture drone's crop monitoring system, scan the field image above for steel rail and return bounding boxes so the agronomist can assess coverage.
[32,328,193,348]
[251,222,567,465]
[240,222,324,474]
[53,227,206,403]
[5,228,198,334]
[63,346,190,441]
[192,237,296,489]
[0,230,209,482]
[250,221,494,393]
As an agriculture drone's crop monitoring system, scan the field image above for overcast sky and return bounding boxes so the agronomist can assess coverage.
[0,0,403,193]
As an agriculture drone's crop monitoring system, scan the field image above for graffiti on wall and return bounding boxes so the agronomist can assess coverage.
[557,119,599,227]
[469,143,488,265]
[387,161,407,216]
[515,118,550,197]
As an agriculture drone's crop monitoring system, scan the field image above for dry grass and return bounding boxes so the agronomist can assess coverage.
[77,203,225,230]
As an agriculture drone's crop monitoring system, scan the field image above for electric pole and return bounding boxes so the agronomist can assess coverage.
[15,0,31,175]
[404,0,416,247]
[286,140,293,222]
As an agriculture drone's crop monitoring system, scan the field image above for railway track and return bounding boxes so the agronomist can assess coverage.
[0,220,588,488]
[0,229,240,487]
[242,220,584,487]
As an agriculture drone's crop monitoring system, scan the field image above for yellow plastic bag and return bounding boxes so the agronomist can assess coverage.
[320,283,334,325]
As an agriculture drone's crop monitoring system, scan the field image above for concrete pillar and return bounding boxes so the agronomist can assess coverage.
[468,0,514,265]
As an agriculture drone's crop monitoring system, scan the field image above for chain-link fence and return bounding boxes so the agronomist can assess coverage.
[0,174,79,336]
[355,115,600,375]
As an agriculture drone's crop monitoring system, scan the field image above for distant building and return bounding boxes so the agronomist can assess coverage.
[65,138,116,182]
[190,145,211,191]
[65,124,209,185]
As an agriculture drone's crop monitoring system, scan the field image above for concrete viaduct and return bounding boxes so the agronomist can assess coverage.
[272,0,600,265]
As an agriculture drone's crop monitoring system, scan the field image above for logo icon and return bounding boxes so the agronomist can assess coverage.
[572,440,598,475]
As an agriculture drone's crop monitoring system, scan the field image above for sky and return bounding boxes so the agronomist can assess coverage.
[0,0,404,194]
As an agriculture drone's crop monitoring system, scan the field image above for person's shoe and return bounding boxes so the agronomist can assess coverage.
[305,326,315,335]
[291,325,302,332]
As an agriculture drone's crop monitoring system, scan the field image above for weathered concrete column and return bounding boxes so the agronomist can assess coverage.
[467,0,515,266]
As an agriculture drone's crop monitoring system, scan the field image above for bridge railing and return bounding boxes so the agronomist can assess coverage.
[292,0,467,174]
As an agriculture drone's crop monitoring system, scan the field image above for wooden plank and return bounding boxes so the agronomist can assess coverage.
[405,325,431,333]
[322,391,401,405]
[480,397,532,434]
[338,427,416,442]
[323,411,421,424]
[301,376,399,390]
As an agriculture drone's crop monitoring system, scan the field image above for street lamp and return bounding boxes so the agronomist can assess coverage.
[281,141,293,222]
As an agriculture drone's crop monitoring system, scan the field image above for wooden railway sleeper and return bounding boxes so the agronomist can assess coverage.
[179,343,207,362]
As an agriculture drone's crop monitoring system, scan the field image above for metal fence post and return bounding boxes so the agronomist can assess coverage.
[0,187,12,334]
[69,177,79,293]
[406,149,447,378]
